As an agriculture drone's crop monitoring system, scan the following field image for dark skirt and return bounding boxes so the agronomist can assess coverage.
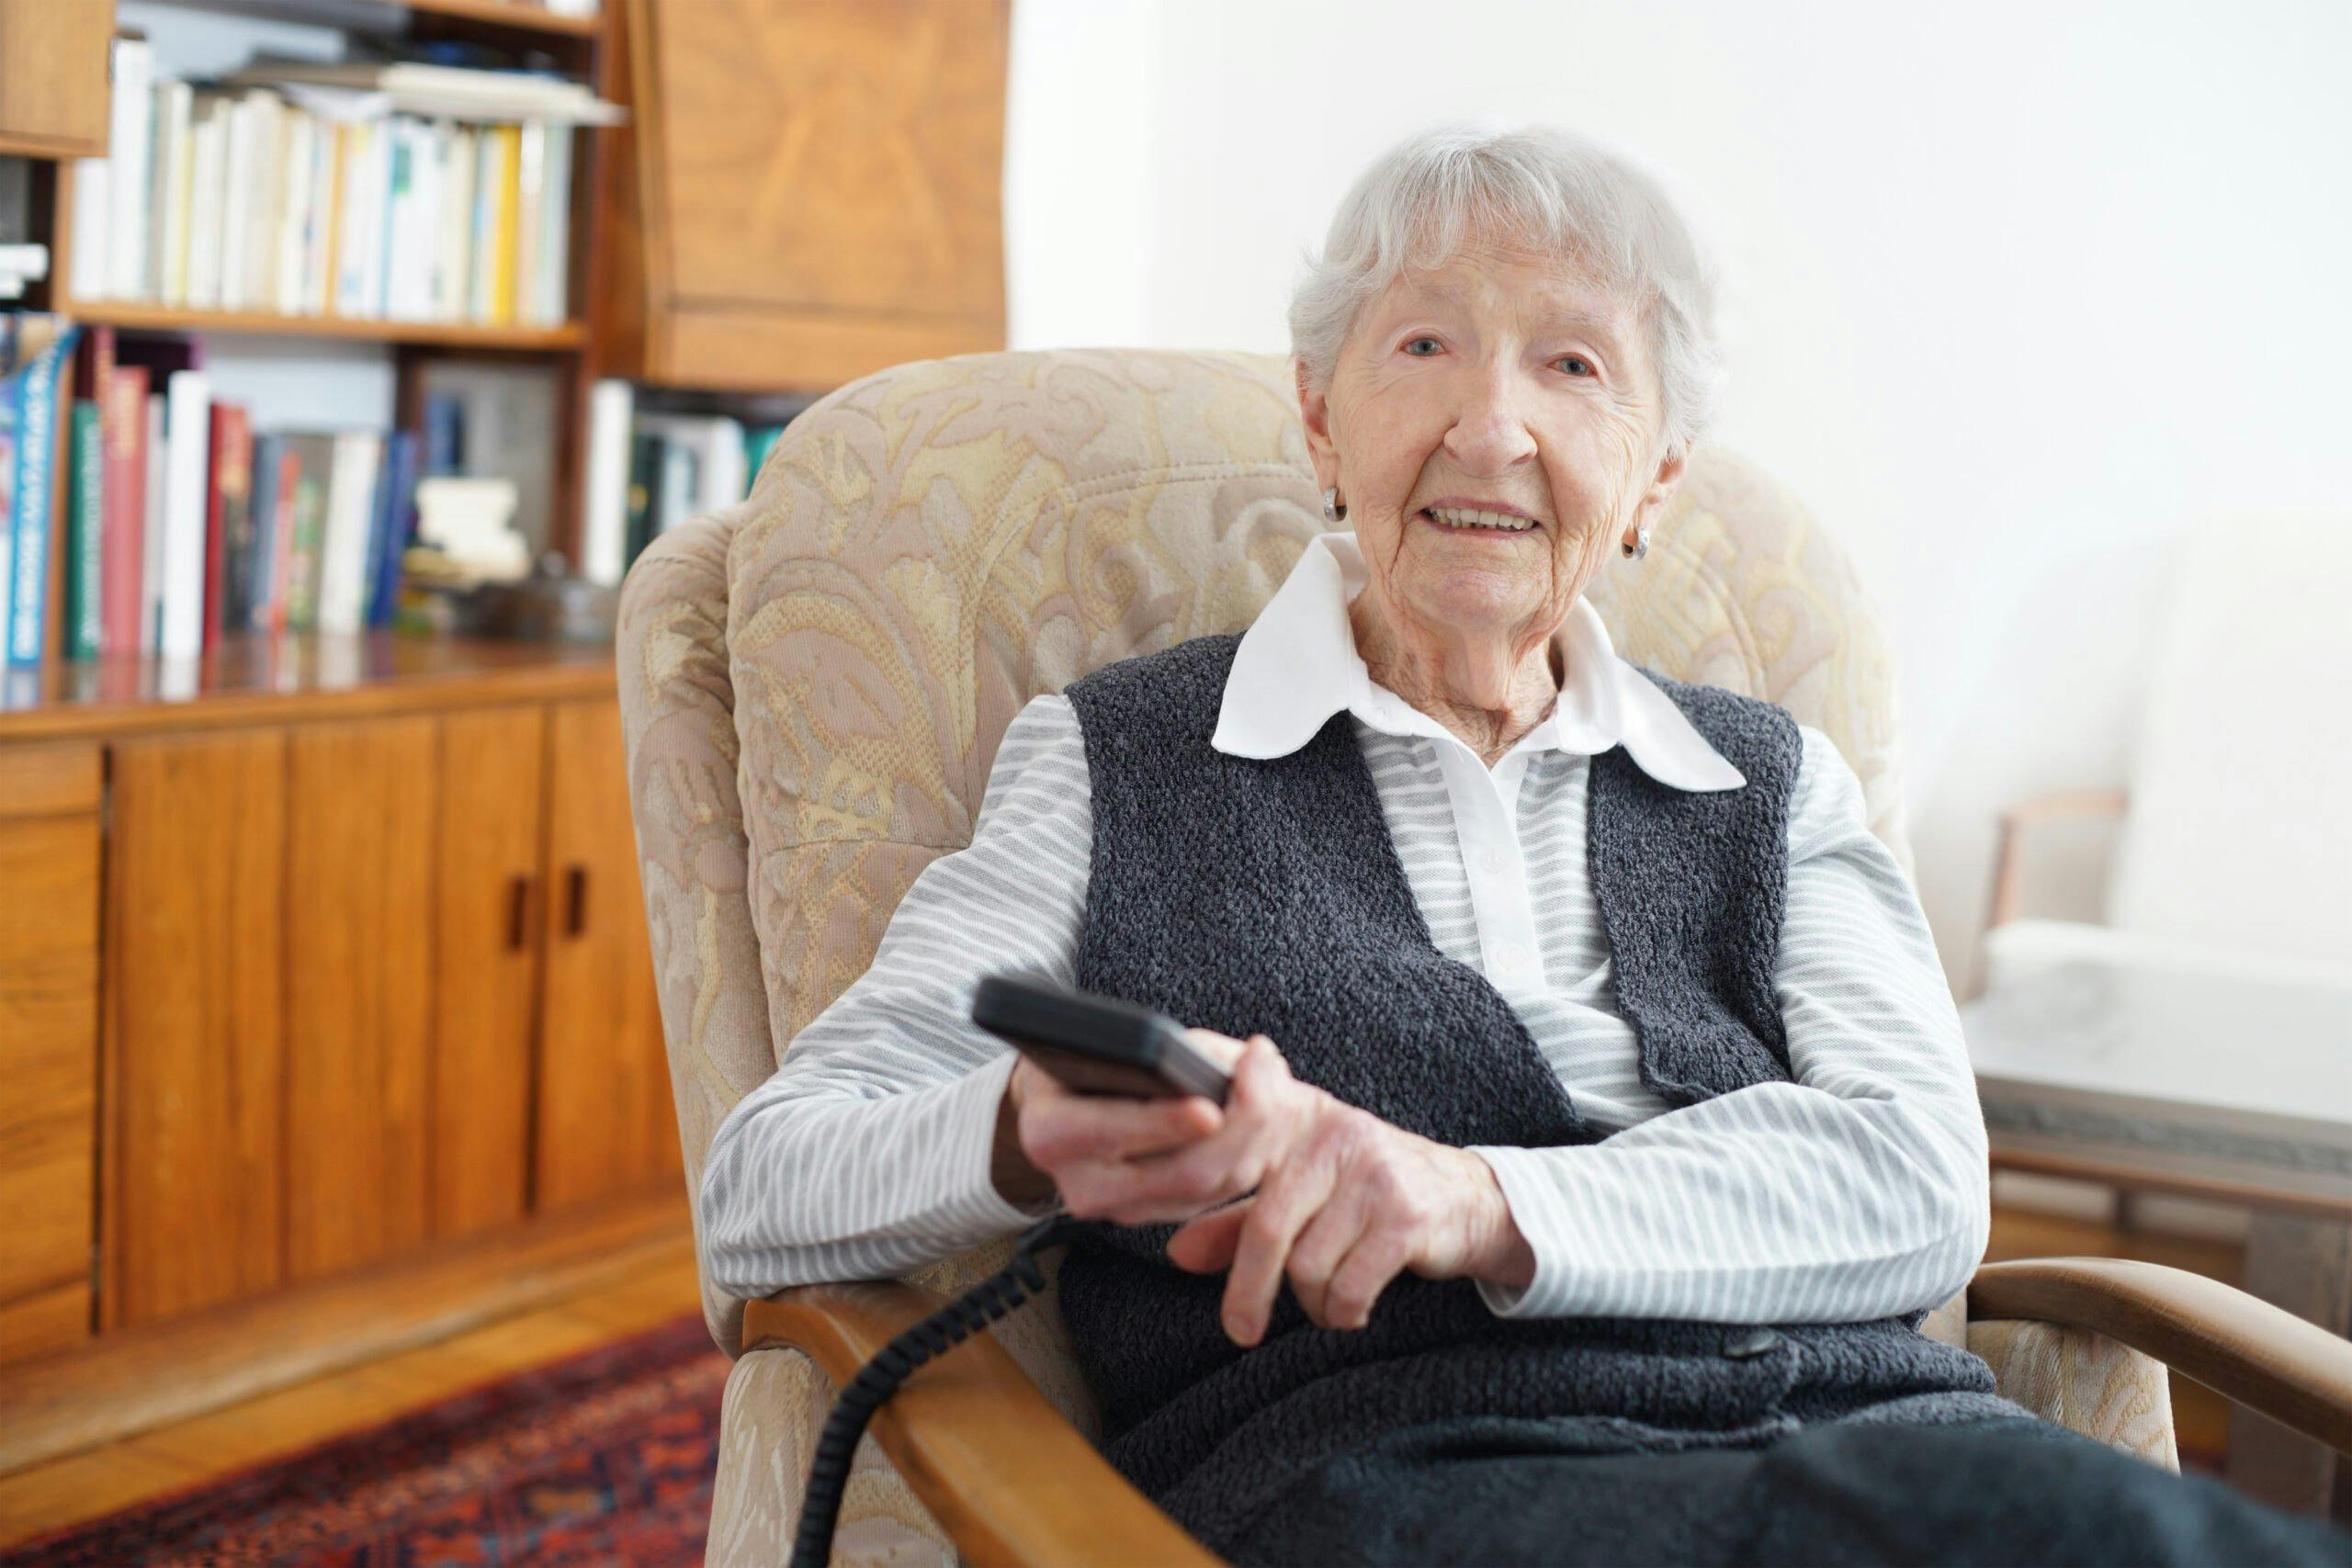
[1219,1414,2352,1567]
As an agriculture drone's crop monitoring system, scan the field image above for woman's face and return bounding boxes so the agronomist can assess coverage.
[1298,237,1685,656]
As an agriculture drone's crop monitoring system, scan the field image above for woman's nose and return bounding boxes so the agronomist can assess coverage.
[1441,367,1539,473]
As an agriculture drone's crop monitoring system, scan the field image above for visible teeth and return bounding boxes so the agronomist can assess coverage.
[1426,507,1534,532]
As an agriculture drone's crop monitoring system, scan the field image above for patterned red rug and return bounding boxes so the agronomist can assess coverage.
[3,1313,729,1566]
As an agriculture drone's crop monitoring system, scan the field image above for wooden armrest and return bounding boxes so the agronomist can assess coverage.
[1984,787,2129,930]
[744,1281,1223,1568]
[1970,1256,2352,1456]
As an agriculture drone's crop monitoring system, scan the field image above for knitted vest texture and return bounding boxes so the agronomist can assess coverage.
[1055,632,2026,1555]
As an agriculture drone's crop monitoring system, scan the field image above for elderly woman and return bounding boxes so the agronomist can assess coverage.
[701,124,2352,1566]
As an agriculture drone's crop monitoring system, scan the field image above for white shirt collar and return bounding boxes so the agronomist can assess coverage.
[1210,531,1747,792]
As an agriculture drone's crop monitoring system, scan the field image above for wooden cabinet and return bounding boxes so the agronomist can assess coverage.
[284,716,440,1283]
[537,700,680,1210]
[433,705,548,1240]
[0,744,102,1360]
[596,0,1010,389]
[3,655,684,1348]
[0,0,115,160]
[104,728,288,1329]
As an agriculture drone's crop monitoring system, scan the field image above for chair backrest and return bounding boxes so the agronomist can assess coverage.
[616,346,1917,1360]
[2105,510,2352,972]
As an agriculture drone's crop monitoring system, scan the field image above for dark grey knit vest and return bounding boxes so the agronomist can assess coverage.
[1055,631,2028,1556]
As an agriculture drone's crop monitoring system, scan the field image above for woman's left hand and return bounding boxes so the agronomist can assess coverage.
[1060,1031,1529,1347]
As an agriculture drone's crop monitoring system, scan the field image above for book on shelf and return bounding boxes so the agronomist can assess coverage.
[2,323,430,668]
[0,315,83,668]
[68,36,587,328]
[582,378,814,586]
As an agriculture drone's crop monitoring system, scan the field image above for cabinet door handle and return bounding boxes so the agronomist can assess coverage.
[506,874,533,952]
[565,864,589,937]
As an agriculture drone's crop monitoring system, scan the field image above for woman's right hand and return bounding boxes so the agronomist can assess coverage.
[990,1032,1238,1212]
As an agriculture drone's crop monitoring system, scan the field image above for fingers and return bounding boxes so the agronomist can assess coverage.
[1283,1182,1372,1327]
[1166,1199,1250,1273]
[1055,1033,1301,1225]
[1220,1146,1336,1346]
[1023,1089,1222,1167]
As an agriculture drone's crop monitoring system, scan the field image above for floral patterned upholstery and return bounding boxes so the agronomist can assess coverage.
[615,347,2178,1566]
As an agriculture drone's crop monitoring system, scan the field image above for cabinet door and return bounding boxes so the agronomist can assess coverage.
[623,0,1008,388]
[0,744,101,1363]
[432,705,546,1240]
[283,716,438,1283]
[537,699,679,1212]
[105,728,286,1329]
[0,0,113,160]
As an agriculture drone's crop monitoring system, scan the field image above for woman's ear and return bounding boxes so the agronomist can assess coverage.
[1633,442,1688,532]
[1295,358,1340,492]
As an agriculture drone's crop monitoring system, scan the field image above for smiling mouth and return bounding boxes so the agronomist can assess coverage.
[1417,507,1541,536]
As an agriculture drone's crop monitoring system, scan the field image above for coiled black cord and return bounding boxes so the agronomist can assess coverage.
[789,1215,1081,1568]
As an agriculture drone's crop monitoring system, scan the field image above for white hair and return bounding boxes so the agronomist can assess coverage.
[1287,119,1726,459]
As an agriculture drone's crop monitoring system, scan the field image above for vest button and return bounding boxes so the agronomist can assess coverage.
[1721,1327,1783,1359]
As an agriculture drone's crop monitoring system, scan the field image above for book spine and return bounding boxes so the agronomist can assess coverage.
[277,109,315,316]
[203,404,230,650]
[490,125,520,325]
[160,371,211,660]
[100,364,148,658]
[243,434,277,632]
[368,429,420,627]
[157,82,196,307]
[319,430,380,633]
[7,326,79,666]
[286,453,322,632]
[266,446,299,636]
[141,393,165,654]
[219,94,254,310]
[106,39,154,300]
[67,158,109,301]
[468,129,499,322]
[68,400,102,660]
[0,367,17,658]
[535,122,573,327]
[186,98,228,310]
[582,378,632,587]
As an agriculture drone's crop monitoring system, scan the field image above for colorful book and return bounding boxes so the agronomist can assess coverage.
[65,400,101,660]
[366,429,420,629]
[204,403,254,649]
[99,363,150,657]
[245,434,279,632]
[280,432,334,631]
[5,319,81,667]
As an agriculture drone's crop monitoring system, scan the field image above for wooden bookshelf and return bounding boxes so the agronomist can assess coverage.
[51,298,587,351]
[0,0,1010,1423]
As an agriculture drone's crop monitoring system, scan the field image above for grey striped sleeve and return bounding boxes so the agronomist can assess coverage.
[1466,723,1989,1324]
[695,694,1085,1299]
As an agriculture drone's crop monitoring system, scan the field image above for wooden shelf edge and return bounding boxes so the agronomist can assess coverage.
[0,1189,692,1478]
[52,298,587,352]
[125,0,603,40]
[404,0,605,37]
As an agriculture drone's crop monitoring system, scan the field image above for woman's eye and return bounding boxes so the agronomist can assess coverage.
[1404,336,1441,356]
[1556,355,1594,377]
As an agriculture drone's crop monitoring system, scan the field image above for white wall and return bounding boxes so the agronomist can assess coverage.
[1003,0,2352,994]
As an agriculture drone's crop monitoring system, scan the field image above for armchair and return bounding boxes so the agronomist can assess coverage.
[616,348,2352,1565]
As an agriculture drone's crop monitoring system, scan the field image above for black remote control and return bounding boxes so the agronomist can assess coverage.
[971,974,1233,1104]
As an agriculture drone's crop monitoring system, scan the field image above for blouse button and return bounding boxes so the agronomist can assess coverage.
[1721,1327,1784,1359]
[1478,848,1508,875]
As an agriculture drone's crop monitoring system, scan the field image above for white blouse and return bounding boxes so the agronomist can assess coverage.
[699,533,1991,1325]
